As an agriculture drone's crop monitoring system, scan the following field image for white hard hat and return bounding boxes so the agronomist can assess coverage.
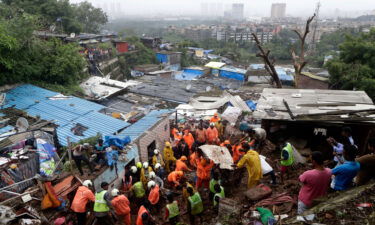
[154,149,159,155]
[147,180,156,190]
[149,171,156,179]
[82,180,92,187]
[83,143,90,146]
[210,122,215,126]
[130,166,137,173]
[111,188,120,197]
[143,162,149,169]
[155,163,161,169]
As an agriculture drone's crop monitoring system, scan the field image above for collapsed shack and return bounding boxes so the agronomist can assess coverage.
[253,88,375,158]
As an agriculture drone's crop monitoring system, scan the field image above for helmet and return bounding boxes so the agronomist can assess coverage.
[111,188,120,197]
[130,166,137,173]
[165,141,171,147]
[224,140,230,145]
[155,163,161,169]
[214,112,218,116]
[210,122,215,126]
[82,180,92,187]
[143,162,149,169]
[154,149,159,155]
[180,156,187,161]
[149,171,156,179]
[147,181,156,190]
[136,162,142,169]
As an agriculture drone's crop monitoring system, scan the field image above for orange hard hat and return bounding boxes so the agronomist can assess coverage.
[180,156,187,161]
[177,171,184,176]
[214,112,218,116]
[224,140,230,145]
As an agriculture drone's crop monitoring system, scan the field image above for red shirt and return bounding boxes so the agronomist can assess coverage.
[298,168,332,206]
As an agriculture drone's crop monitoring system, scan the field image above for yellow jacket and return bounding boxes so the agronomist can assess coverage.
[237,150,263,181]
[164,146,176,162]
[152,154,164,167]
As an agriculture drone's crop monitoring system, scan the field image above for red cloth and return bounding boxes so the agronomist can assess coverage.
[136,206,149,225]
[111,195,131,215]
[298,168,332,206]
[71,186,95,213]
[148,185,160,205]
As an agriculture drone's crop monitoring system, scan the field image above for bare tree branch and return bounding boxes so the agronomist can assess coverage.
[251,33,282,88]
[291,14,316,87]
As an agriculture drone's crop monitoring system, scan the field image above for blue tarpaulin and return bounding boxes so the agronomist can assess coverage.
[156,53,168,63]
[103,135,131,149]
[246,100,257,111]
[175,68,204,80]
[219,66,246,81]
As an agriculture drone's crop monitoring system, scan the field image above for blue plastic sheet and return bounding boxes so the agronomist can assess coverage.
[246,100,257,111]
[103,135,131,149]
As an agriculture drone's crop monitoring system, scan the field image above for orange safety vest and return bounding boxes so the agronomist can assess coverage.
[148,185,160,205]
[183,133,194,149]
[205,127,218,143]
[136,206,150,225]
[175,160,189,172]
[168,171,181,183]
[189,152,198,168]
[196,159,214,180]
[71,186,95,213]
[111,195,130,215]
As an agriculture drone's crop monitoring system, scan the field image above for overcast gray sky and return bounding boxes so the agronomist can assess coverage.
[70,0,375,18]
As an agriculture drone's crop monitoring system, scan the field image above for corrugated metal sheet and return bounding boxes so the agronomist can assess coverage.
[0,125,14,134]
[117,109,172,141]
[4,85,130,146]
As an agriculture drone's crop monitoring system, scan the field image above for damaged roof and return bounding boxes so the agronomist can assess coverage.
[253,88,375,122]
[3,84,130,146]
[116,109,172,141]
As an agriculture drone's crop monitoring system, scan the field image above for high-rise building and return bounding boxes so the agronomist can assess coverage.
[271,3,286,18]
[232,3,244,21]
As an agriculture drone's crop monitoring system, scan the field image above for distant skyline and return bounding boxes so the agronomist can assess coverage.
[69,0,375,18]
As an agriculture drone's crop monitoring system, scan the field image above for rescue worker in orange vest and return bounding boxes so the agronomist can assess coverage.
[205,123,219,144]
[196,158,214,190]
[111,188,131,225]
[210,112,221,123]
[183,130,195,150]
[147,181,160,213]
[175,156,192,172]
[165,192,180,225]
[136,205,154,225]
[71,180,95,225]
[168,171,184,187]
[232,143,245,163]
[163,142,176,173]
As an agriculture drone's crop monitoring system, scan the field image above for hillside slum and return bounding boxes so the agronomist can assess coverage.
[1,75,375,225]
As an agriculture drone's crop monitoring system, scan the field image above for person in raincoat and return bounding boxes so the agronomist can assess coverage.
[163,142,176,173]
[235,142,262,188]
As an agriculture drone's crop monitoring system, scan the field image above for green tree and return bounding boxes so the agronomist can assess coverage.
[0,2,85,87]
[73,1,108,33]
[326,29,375,100]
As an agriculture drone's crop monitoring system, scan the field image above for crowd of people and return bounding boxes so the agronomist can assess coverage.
[68,112,375,224]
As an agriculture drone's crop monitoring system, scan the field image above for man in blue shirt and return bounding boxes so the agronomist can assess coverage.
[331,145,360,191]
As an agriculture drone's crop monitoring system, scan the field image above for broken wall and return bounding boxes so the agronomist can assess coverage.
[137,117,170,162]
